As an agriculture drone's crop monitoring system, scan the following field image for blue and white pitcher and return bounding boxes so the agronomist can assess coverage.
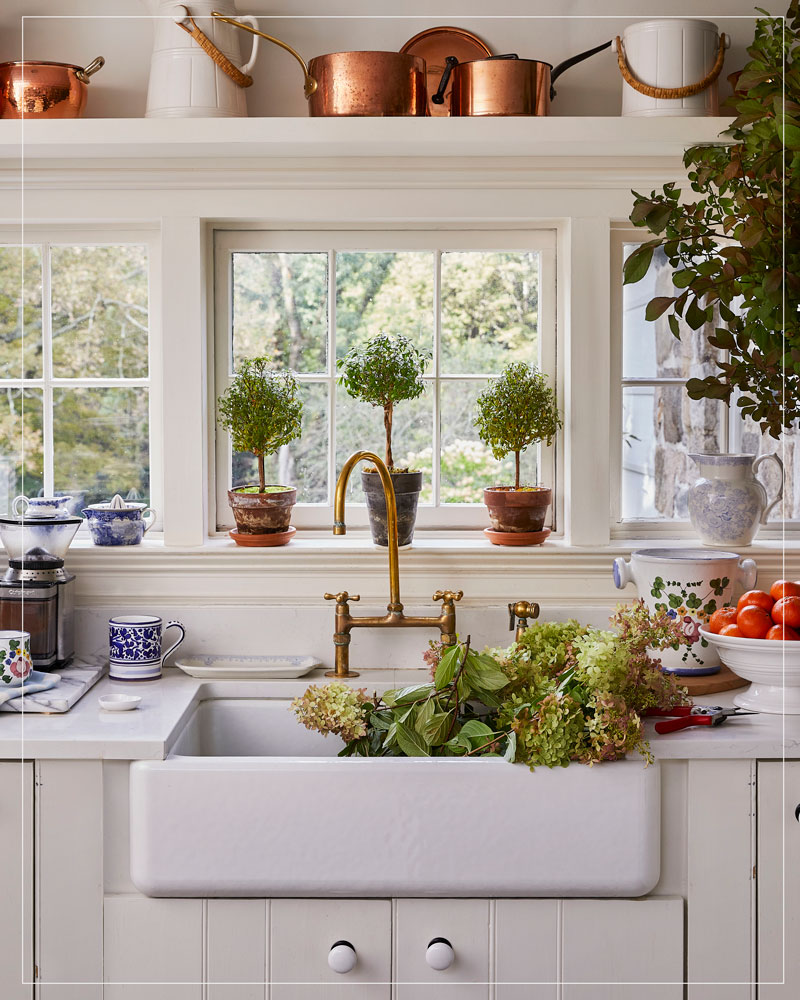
[83,494,156,546]
[688,453,784,548]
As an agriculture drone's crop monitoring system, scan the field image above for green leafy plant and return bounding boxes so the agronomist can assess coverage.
[623,3,800,437]
[473,361,562,489]
[217,357,303,492]
[292,602,689,769]
[337,333,429,470]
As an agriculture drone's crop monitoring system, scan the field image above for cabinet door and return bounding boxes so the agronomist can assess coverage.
[0,762,33,1000]
[207,899,267,1000]
[104,896,203,1000]
[270,899,391,999]
[394,899,489,998]
[495,900,558,1000]
[758,761,800,998]
[562,898,683,1000]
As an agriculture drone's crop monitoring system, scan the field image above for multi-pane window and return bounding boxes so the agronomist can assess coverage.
[214,230,557,530]
[614,232,796,528]
[0,236,156,519]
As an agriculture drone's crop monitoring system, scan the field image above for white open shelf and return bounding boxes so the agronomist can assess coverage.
[0,116,733,161]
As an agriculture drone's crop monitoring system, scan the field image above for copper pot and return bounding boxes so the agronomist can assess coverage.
[0,58,104,119]
[432,42,611,116]
[212,13,426,116]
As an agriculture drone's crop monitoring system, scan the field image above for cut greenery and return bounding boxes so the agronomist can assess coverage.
[623,3,800,438]
[292,602,689,768]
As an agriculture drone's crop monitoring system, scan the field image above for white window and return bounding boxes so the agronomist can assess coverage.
[214,229,557,531]
[611,228,795,534]
[0,230,161,523]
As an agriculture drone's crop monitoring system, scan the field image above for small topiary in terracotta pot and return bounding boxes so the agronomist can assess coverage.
[217,358,303,546]
[474,361,562,545]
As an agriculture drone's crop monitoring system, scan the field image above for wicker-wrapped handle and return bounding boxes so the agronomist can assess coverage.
[176,12,254,88]
[614,33,727,100]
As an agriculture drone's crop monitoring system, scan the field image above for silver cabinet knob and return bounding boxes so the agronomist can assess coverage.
[328,940,357,974]
[426,937,455,971]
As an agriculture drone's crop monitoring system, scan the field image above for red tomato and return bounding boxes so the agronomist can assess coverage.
[736,605,773,639]
[736,589,774,614]
[772,596,800,630]
[766,624,800,641]
[720,623,744,638]
[708,607,739,634]
[769,580,800,601]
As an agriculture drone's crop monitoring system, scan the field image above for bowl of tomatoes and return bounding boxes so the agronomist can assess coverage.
[699,580,800,715]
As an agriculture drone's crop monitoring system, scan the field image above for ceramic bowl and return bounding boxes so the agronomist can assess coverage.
[699,627,800,714]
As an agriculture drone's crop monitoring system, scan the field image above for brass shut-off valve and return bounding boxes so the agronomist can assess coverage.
[509,600,540,642]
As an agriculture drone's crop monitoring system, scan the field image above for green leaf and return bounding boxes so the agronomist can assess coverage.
[622,243,656,285]
[414,698,436,735]
[503,731,517,763]
[388,684,433,706]
[434,644,462,689]
[644,297,676,322]
[458,720,494,741]
[421,711,453,746]
[395,723,430,756]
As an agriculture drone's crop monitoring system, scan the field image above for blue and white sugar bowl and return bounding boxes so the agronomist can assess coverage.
[83,494,156,546]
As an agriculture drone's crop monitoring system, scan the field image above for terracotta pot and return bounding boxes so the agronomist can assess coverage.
[362,470,422,547]
[227,485,296,536]
[483,486,552,533]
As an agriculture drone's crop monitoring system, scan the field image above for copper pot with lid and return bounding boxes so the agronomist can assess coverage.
[0,57,104,119]
[212,12,426,116]
[432,41,611,116]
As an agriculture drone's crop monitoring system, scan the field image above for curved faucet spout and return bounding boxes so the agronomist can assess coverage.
[333,451,401,610]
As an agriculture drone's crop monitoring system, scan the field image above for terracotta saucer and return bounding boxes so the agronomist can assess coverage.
[484,526,551,547]
[229,526,296,547]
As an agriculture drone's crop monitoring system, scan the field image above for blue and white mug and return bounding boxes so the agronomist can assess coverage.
[108,615,186,681]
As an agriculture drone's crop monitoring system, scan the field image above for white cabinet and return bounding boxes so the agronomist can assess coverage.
[207,899,267,1000]
[394,899,490,998]
[758,761,800,999]
[562,898,683,1000]
[0,762,33,1000]
[270,899,391,998]
[495,900,558,1000]
[104,896,203,1000]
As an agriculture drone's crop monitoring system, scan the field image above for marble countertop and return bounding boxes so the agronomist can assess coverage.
[1,666,799,761]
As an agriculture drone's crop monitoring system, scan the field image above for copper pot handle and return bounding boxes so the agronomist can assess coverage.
[75,56,104,84]
[211,10,317,98]
[550,39,611,99]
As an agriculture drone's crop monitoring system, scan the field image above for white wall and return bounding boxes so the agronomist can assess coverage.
[0,0,784,118]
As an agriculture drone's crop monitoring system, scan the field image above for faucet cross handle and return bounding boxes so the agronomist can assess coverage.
[433,589,463,604]
[324,591,360,605]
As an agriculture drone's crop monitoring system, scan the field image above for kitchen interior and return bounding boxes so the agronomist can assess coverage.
[0,0,798,996]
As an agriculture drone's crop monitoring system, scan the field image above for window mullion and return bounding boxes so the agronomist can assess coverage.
[328,249,337,504]
[432,250,442,507]
[41,242,54,496]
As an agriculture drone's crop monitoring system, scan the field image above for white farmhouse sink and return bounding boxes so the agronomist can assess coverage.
[129,697,660,898]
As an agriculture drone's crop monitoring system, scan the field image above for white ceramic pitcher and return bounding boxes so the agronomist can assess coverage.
[688,453,784,548]
[146,1,260,118]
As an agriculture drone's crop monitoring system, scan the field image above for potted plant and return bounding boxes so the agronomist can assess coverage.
[217,358,303,546]
[337,332,429,546]
[623,3,799,438]
[474,361,562,545]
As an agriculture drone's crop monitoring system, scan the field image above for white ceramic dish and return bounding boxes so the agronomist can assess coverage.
[99,693,142,712]
[699,627,800,714]
[173,654,321,679]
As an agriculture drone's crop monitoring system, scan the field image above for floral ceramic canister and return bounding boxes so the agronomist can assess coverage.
[83,494,156,546]
[613,548,757,675]
[0,630,33,686]
[688,453,784,548]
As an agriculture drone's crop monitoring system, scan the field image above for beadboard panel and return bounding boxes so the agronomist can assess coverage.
[0,762,33,1000]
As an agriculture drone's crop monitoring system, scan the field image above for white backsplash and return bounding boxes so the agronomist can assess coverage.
[75,602,616,672]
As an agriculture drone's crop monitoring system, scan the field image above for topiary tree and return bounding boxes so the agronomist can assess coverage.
[623,2,799,438]
[337,332,430,470]
[474,361,562,490]
[217,358,303,493]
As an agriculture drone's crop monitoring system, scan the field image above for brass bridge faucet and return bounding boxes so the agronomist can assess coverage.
[325,451,463,678]
[509,600,540,642]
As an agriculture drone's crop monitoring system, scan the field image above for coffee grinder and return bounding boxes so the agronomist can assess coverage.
[0,515,81,669]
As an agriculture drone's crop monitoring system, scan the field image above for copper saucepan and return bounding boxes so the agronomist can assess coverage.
[212,12,426,116]
[0,57,105,119]
[432,41,612,116]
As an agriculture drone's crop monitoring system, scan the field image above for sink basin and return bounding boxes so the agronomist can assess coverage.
[130,697,661,898]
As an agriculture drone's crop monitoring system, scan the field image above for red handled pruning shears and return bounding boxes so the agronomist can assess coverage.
[644,704,756,734]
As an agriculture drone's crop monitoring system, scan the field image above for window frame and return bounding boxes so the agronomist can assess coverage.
[213,227,558,533]
[610,225,795,538]
[0,224,163,530]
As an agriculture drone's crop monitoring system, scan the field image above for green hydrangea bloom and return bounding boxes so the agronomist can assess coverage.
[291,682,370,743]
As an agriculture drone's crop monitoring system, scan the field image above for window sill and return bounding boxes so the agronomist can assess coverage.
[64,531,800,607]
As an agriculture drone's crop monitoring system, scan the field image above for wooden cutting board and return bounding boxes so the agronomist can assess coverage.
[681,663,747,696]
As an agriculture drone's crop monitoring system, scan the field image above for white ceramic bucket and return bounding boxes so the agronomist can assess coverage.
[613,548,757,675]
[614,19,728,118]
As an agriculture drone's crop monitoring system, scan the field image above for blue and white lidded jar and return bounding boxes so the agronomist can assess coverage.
[83,494,156,546]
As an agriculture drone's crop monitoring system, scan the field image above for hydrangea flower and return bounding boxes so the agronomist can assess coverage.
[291,682,370,743]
